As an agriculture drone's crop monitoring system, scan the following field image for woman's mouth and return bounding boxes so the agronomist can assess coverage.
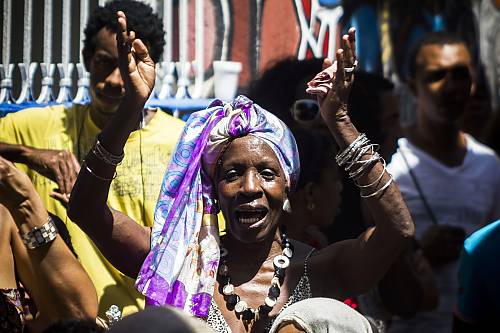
[235,206,268,229]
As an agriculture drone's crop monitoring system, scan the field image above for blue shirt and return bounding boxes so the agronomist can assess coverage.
[457,220,500,321]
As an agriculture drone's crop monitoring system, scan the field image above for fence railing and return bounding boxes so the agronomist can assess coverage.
[0,0,212,108]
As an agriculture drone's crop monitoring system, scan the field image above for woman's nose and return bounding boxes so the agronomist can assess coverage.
[241,171,261,196]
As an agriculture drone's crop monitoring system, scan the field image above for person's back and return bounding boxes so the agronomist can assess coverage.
[0,0,185,317]
[387,32,500,333]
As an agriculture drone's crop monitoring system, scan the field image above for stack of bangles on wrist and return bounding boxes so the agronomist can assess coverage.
[82,138,124,181]
[335,133,393,198]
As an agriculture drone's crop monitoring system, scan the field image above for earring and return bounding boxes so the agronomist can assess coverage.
[283,199,292,213]
[307,202,315,211]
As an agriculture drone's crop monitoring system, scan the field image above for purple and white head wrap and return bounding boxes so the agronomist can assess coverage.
[136,95,299,317]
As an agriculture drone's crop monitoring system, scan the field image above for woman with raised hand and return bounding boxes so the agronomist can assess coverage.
[0,156,97,332]
[68,13,414,332]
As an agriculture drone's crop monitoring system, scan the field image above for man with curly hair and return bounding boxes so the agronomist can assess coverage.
[0,0,185,317]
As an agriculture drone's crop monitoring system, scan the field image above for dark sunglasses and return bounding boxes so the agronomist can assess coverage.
[290,99,320,123]
[423,65,472,84]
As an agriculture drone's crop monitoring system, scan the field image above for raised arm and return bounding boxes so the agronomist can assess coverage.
[0,156,97,332]
[309,29,415,297]
[67,11,152,278]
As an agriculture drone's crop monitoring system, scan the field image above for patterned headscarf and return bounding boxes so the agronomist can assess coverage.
[136,95,299,317]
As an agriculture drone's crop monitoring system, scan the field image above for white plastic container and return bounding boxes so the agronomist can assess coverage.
[213,61,242,101]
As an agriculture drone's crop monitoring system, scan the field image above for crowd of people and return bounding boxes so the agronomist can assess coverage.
[0,1,498,332]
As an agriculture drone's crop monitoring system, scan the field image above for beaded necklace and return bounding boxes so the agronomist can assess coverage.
[217,227,294,323]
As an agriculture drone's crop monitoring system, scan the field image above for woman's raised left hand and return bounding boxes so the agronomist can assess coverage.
[116,11,155,106]
[318,27,357,123]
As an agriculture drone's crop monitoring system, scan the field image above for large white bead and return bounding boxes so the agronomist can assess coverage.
[222,284,234,296]
[235,300,248,314]
[265,297,277,308]
[273,255,290,269]
[282,247,293,258]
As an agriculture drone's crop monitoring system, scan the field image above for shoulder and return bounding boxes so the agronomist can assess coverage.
[387,138,413,178]
[1,104,68,123]
[289,239,314,265]
[466,135,500,162]
[463,219,500,259]
[0,104,70,136]
[152,109,186,130]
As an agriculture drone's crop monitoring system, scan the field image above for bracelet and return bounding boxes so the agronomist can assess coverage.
[83,161,117,181]
[349,152,381,179]
[360,175,393,198]
[91,138,124,166]
[355,158,387,188]
[20,215,58,250]
[344,145,373,172]
[345,145,377,173]
[335,134,368,166]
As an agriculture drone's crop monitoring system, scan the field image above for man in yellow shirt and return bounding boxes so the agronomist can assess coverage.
[0,0,184,317]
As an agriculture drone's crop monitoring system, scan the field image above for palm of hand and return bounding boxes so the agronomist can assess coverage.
[125,46,155,102]
[117,11,155,104]
[318,28,357,121]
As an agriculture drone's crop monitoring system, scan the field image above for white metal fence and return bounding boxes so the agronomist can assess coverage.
[0,0,213,105]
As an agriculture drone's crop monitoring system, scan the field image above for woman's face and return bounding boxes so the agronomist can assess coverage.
[216,136,287,243]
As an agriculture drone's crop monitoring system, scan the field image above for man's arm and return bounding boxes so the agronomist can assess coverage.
[0,142,80,195]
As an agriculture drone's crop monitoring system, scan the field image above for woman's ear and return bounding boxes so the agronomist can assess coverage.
[282,187,292,213]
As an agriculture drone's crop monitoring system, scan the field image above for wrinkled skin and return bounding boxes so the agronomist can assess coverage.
[216,136,288,244]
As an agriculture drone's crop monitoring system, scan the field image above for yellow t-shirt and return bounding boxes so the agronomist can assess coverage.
[0,104,185,317]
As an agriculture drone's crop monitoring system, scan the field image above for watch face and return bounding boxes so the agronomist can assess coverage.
[21,217,58,249]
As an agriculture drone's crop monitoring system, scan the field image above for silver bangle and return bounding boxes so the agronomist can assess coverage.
[360,175,393,198]
[349,153,381,179]
[355,158,387,188]
[345,145,376,172]
[336,134,368,166]
[91,139,124,166]
[20,216,58,250]
[83,161,117,181]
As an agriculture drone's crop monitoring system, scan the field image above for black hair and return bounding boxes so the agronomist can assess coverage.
[84,0,165,63]
[248,57,324,125]
[408,32,469,79]
[347,71,393,146]
[42,318,105,333]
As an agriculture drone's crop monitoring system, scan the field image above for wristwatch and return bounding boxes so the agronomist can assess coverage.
[20,216,58,249]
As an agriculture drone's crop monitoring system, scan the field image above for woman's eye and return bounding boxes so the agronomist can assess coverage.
[261,169,276,180]
[225,170,239,181]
